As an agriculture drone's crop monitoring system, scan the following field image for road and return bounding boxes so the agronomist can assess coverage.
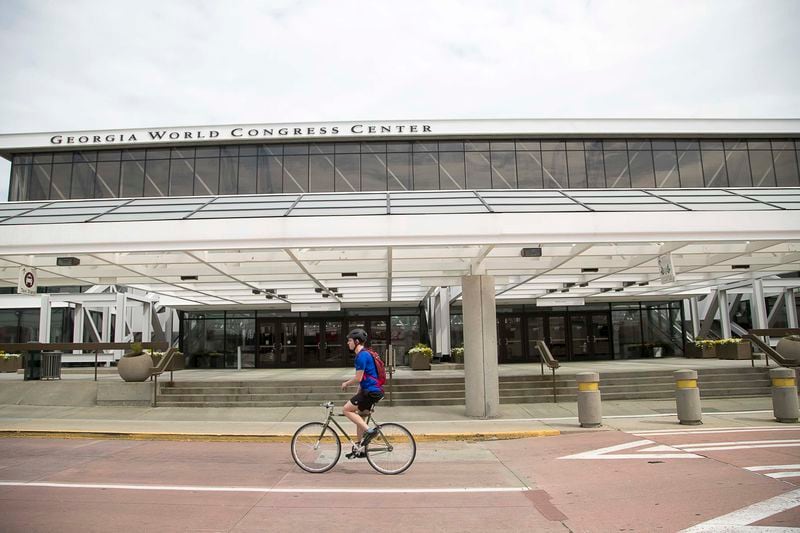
[1,426,799,532]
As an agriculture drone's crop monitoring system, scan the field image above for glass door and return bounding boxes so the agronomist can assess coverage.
[569,312,611,360]
[547,314,568,360]
[257,319,299,367]
[323,320,345,366]
[497,315,524,363]
[302,321,322,367]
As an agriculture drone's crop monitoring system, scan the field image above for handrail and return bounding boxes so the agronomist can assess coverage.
[743,328,800,369]
[150,347,183,407]
[534,340,560,403]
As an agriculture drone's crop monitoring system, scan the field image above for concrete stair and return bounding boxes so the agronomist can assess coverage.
[156,366,773,407]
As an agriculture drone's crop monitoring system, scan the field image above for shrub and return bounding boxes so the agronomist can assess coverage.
[408,343,433,359]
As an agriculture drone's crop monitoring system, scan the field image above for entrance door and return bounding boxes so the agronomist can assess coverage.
[547,314,568,360]
[302,319,345,367]
[257,319,299,367]
[569,312,611,360]
[497,316,524,363]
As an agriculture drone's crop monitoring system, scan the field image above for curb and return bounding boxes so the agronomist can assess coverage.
[0,429,560,443]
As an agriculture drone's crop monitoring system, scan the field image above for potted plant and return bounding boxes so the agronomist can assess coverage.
[451,346,464,364]
[776,335,800,363]
[716,338,752,360]
[117,342,154,382]
[692,339,718,358]
[408,343,433,370]
[0,351,22,373]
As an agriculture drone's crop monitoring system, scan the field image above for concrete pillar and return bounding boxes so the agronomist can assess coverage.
[576,372,602,428]
[689,297,701,338]
[718,289,731,339]
[675,369,702,425]
[786,289,798,328]
[769,367,799,423]
[101,308,112,343]
[142,301,153,342]
[437,288,451,360]
[73,303,84,349]
[751,278,768,330]
[38,294,51,343]
[462,274,499,418]
[114,292,127,359]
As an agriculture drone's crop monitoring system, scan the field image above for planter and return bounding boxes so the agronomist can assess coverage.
[687,344,716,358]
[717,342,752,360]
[776,336,800,363]
[117,353,154,382]
[410,352,431,370]
[0,357,21,373]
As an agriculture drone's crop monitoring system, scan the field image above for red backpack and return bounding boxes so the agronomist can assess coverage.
[365,348,387,388]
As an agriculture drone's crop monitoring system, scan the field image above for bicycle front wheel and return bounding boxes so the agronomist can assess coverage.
[365,422,416,475]
[291,422,341,473]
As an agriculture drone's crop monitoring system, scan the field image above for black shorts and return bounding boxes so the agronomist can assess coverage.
[350,389,384,411]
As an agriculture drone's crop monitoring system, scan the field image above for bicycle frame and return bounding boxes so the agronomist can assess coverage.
[318,405,377,447]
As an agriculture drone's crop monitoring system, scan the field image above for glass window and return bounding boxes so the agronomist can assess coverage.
[465,141,490,151]
[516,140,540,151]
[387,142,411,153]
[284,155,309,193]
[604,151,631,188]
[748,140,771,150]
[13,154,33,165]
[652,140,675,151]
[195,157,220,195]
[629,150,654,188]
[726,150,751,187]
[169,158,194,196]
[490,141,514,151]
[334,153,359,191]
[143,160,169,197]
[120,160,145,197]
[541,141,566,151]
[30,163,52,200]
[567,151,587,188]
[438,141,464,152]
[491,151,516,189]
[171,147,194,159]
[196,146,221,158]
[98,150,121,162]
[221,146,239,157]
[361,153,387,191]
[413,152,439,189]
[773,150,800,187]
[653,150,680,187]
[361,142,386,153]
[700,140,723,150]
[146,148,170,160]
[10,164,31,200]
[53,153,72,164]
[439,152,465,190]
[239,145,257,157]
[95,161,121,198]
[387,152,412,191]
[335,143,360,154]
[542,149,568,188]
[257,154,283,194]
[122,149,145,161]
[412,142,437,152]
[677,150,702,187]
[219,156,239,195]
[628,140,651,150]
[33,153,52,165]
[516,150,543,188]
[465,152,491,189]
[238,156,257,194]
[612,307,643,359]
[71,162,96,198]
[259,144,282,156]
[50,163,72,200]
[309,154,334,192]
[585,150,606,188]
[310,143,335,155]
[700,150,728,187]
[749,151,776,187]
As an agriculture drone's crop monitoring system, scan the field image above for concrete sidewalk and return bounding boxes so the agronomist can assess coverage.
[0,396,782,442]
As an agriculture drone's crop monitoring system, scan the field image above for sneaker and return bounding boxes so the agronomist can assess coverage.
[346,445,365,459]
[360,428,378,446]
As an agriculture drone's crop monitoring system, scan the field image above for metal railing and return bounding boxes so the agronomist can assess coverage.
[534,340,560,402]
[743,329,800,368]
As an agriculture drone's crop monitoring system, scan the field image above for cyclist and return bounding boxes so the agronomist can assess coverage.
[341,328,383,457]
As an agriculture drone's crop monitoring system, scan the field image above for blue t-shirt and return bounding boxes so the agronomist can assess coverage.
[355,349,382,393]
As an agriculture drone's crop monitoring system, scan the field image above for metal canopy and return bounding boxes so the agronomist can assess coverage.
[0,188,799,309]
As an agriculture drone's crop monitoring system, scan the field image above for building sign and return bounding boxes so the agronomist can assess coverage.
[18,267,37,296]
[44,122,434,148]
[536,297,585,307]
[658,253,676,283]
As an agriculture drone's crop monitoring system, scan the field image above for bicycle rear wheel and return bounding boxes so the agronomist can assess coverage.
[291,422,341,473]
[365,422,416,475]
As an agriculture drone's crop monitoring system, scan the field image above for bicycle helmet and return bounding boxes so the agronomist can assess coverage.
[347,328,368,345]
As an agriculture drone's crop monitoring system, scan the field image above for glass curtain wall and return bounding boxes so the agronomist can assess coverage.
[11,139,800,201]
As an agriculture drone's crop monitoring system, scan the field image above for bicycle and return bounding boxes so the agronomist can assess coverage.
[290,401,417,475]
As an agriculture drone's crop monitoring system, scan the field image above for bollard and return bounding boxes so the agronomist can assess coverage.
[674,369,702,425]
[769,367,799,423]
[576,372,602,428]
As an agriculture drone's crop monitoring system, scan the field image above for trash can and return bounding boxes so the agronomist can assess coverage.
[24,350,42,381]
[41,351,62,380]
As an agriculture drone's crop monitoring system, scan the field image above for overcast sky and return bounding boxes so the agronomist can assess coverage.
[1,0,798,200]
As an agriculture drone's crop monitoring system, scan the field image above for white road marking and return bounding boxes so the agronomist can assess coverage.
[0,480,530,494]
[746,465,800,480]
[680,487,800,532]
[559,439,703,460]
[746,465,800,472]
[634,426,800,437]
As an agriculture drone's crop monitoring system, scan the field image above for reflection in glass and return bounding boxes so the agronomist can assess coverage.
[71,162,96,198]
[30,164,52,200]
[438,152,465,190]
[585,150,606,188]
[361,153,387,191]
[95,161,121,198]
[257,155,282,194]
[9,164,31,201]
[516,151,544,188]
[219,156,238,195]
[726,150,751,187]
[653,150,680,187]
[604,151,631,188]
[284,155,308,193]
[413,152,439,189]
[334,154,359,191]
[51,163,72,200]
[701,150,728,187]
[567,151,587,188]
[387,153,412,191]
[309,154,334,192]
[541,149,567,188]
[491,152,516,189]
[677,150,702,188]
[120,161,145,198]
[629,150,655,188]
[238,156,257,194]
[750,151,776,187]
[465,152,491,189]
[773,150,800,187]
[169,159,194,196]
[143,160,169,197]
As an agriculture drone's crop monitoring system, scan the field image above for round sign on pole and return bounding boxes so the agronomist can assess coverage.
[18,267,38,296]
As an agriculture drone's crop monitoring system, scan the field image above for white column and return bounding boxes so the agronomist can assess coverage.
[73,303,84,353]
[786,289,798,328]
[436,288,451,360]
[718,289,731,339]
[142,301,153,342]
[114,292,127,359]
[689,297,701,338]
[462,274,499,418]
[38,294,51,343]
[751,279,768,330]
[101,308,111,342]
